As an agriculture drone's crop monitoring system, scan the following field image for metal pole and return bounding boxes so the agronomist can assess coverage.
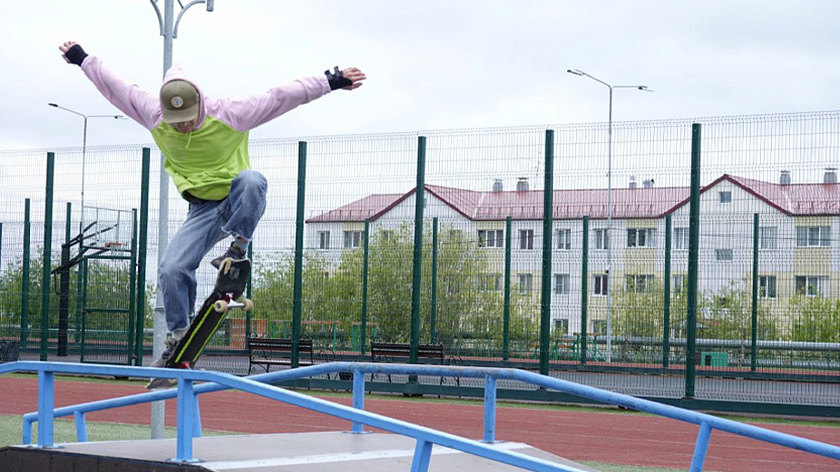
[751,213,759,371]
[361,219,370,356]
[605,87,614,363]
[580,216,589,365]
[136,148,151,365]
[292,141,307,368]
[502,216,512,361]
[539,130,554,376]
[685,124,702,399]
[430,217,438,343]
[81,117,87,230]
[21,199,31,346]
[663,214,672,368]
[410,137,427,364]
[58,203,72,356]
[41,152,56,361]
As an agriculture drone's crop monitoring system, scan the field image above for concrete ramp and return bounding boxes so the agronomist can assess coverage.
[0,431,602,472]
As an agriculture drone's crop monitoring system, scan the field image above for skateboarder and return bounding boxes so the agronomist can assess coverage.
[59,41,366,368]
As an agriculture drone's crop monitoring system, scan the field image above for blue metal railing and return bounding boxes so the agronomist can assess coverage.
[2,361,839,472]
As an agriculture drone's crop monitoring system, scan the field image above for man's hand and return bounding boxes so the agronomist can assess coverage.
[340,67,366,91]
[59,41,88,66]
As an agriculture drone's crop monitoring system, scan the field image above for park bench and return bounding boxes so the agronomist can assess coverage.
[247,337,334,374]
[369,342,445,383]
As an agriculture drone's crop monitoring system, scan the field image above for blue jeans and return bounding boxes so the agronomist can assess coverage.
[158,170,267,332]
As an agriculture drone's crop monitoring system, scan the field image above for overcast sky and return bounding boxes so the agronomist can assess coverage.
[1,1,839,151]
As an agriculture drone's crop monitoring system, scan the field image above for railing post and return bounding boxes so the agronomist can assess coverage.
[352,368,365,434]
[37,369,55,448]
[689,422,713,472]
[483,374,497,443]
[74,411,87,442]
[410,439,433,472]
[174,377,198,462]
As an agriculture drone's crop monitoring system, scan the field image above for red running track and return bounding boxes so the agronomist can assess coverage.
[1,376,838,472]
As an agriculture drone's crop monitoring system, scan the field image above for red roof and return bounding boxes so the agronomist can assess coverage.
[307,175,840,223]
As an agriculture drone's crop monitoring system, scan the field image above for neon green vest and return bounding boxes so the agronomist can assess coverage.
[151,116,250,201]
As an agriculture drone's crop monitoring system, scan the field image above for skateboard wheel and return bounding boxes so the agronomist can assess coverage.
[242,299,253,311]
[214,300,228,313]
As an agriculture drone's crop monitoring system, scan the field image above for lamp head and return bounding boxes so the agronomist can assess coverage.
[48,103,58,107]
[566,69,585,76]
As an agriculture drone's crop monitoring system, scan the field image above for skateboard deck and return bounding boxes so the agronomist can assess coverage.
[146,258,251,389]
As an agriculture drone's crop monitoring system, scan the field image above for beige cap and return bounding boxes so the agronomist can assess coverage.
[160,80,199,123]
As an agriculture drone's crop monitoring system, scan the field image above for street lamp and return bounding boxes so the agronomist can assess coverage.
[48,103,125,231]
[566,69,653,362]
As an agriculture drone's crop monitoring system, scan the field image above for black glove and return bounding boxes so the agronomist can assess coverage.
[65,44,88,67]
[325,66,352,91]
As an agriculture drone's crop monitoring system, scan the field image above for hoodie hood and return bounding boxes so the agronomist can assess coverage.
[161,65,207,128]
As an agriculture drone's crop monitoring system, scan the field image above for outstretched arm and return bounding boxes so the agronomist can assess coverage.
[59,41,161,130]
[213,66,367,132]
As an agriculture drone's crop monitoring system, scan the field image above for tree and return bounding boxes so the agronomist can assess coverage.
[788,296,840,343]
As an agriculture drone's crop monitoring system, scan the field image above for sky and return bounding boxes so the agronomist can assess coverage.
[1,0,840,151]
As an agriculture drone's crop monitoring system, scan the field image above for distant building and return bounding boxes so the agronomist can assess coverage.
[307,171,840,336]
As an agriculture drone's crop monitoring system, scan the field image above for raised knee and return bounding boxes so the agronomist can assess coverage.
[234,170,267,191]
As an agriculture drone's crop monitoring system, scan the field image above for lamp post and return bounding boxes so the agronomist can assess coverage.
[48,103,125,231]
[147,0,215,440]
[566,69,652,362]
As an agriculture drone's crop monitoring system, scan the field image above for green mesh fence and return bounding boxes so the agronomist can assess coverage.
[1,112,838,408]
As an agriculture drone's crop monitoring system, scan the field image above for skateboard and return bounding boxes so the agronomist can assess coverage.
[146,258,252,389]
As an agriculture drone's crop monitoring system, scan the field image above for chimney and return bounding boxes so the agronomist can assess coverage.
[629,176,637,189]
[824,168,837,184]
[516,177,529,192]
[780,170,791,185]
[642,179,655,189]
[492,179,503,192]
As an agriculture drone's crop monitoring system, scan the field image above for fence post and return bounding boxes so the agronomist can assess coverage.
[751,213,759,371]
[540,129,555,376]
[503,216,512,361]
[135,148,151,365]
[21,199,31,346]
[292,141,307,369]
[685,124,702,398]
[246,242,253,339]
[663,214,672,368]
[41,152,55,361]
[361,219,370,356]
[410,136,427,364]
[430,217,438,343]
[57,202,72,357]
[128,209,138,361]
[581,216,589,365]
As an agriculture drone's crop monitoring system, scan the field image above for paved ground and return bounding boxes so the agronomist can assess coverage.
[0,375,838,472]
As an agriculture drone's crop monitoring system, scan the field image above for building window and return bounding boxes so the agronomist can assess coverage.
[556,229,571,250]
[715,249,733,261]
[520,229,534,250]
[554,274,570,295]
[795,226,830,247]
[795,276,828,297]
[627,228,656,248]
[719,191,732,204]
[626,275,654,293]
[318,231,330,249]
[594,229,609,250]
[674,227,689,250]
[592,320,607,335]
[343,230,363,248]
[381,230,394,242]
[479,274,502,292]
[672,275,686,293]
[759,226,778,250]
[554,318,569,334]
[759,276,777,299]
[593,274,609,296]
[478,229,504,248]
[518,273,533,294]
